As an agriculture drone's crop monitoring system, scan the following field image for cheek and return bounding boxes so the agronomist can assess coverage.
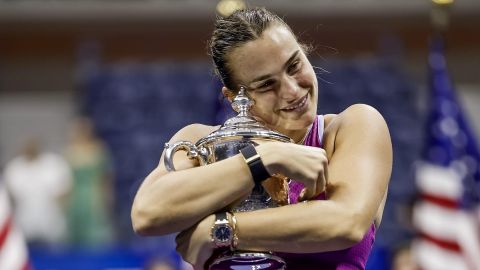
[250,95,277,117]
[295,68,315,87]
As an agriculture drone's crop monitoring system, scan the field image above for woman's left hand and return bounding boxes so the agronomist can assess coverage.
[176,214,216,269]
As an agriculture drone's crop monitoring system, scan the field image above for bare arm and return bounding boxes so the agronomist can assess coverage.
[132,119,331,237]
[131,124,255,235]
[232,104,392,253]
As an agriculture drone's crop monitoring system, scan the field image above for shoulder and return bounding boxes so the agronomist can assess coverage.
[323,104,390,157]
[41,152,68,165]
[325,104,387,132]
[169,123,220,143]
[4,156,23,168]
[340,104,386,126]
[3,157,23,176]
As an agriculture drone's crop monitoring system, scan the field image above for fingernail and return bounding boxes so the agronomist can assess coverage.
[299,188,306,201]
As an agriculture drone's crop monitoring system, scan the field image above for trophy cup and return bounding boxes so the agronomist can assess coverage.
[164,87,292,269]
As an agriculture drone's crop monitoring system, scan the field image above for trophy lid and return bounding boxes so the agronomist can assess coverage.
[197,86,293,146]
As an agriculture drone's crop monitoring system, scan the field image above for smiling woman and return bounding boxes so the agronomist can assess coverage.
[131,7,392,270]
[223,25,318,141]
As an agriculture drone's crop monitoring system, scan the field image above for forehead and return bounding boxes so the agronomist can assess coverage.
[226,25,300,86]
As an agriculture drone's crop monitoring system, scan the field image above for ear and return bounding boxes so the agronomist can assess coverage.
[221,87,236,103]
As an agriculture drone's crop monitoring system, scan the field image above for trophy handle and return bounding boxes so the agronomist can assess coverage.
[164,141,208,171]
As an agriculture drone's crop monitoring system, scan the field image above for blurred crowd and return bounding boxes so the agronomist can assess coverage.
[2,117,114,249]
[0,115,184,269]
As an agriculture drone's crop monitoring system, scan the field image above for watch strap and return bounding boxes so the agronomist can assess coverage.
[240,144,271,184]
[215,212,227,222]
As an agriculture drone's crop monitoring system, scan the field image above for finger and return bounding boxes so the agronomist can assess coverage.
[316,171,327,195]
[306,179,317,200]
[321,151,329,195]
[299,180,316,201]
[298,188,306,202]
[324,158,329,190]
[321,148,328,178]
[317,159,327,193]
[312,149,327,193]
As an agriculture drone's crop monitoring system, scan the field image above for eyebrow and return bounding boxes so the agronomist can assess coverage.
[248,50,300,85]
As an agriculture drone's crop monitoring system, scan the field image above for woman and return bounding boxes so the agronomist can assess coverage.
[131,7,392,270]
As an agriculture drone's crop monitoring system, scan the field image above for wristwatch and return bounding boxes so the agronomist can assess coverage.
[211,212,234,248]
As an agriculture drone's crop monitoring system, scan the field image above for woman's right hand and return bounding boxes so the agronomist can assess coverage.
[256,142,329,201]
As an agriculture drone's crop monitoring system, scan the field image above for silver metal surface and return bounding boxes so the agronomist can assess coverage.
[163,87,292,268]
[209,251,286,270]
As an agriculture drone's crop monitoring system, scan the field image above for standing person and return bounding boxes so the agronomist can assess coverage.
[131,7,392,270]
[66,117,114,247]
[3,138,72,246]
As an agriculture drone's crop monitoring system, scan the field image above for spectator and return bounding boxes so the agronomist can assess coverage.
[3,138,72,246]
[65,117,114,247]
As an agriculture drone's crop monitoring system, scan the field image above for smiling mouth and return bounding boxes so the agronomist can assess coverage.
[281,94,309,111]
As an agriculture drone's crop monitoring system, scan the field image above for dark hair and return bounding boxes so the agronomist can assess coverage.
[209,7,297,91]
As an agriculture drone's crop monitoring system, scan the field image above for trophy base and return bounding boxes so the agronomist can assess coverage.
[209,252,286,270]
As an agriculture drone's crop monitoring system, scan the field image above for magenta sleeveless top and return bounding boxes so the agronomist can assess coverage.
[282,115,376,270]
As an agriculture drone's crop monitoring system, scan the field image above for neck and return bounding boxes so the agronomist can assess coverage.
[284,125,312,144]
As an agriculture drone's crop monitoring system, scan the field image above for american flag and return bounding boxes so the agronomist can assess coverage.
[412,36,480,270]
[0,182,30,270]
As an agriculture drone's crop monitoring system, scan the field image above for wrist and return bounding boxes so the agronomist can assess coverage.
[240,144,271,184]
[256,142,281,176]
[204,214,217,249]
[230,212,239,250]
[210,212,235,249]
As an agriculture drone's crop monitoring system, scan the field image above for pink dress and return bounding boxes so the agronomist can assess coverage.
[281,115,376,270]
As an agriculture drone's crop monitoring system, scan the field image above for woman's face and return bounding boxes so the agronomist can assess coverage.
[226,24,318,137]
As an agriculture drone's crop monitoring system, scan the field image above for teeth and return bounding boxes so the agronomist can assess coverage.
[285,96,307,110]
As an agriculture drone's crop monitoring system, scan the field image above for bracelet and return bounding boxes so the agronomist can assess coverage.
[239,144,271,184]
[229,211,238,251]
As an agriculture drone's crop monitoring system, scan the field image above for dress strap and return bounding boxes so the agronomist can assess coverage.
[317,115,325,147]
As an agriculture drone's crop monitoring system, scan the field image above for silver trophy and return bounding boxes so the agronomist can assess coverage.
[164,87,292,270]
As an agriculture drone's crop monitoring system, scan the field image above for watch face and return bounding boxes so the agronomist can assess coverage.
[214,224,232,242]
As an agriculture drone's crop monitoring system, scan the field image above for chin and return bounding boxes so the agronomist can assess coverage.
[303,99,317,122]
[301,111,317,127]
[282,114,315,133]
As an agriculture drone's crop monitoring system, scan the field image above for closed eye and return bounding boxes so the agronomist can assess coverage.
[287,60,301,74]
[255,79,276,92]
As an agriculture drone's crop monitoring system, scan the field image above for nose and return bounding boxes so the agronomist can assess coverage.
[279,76,301,103]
